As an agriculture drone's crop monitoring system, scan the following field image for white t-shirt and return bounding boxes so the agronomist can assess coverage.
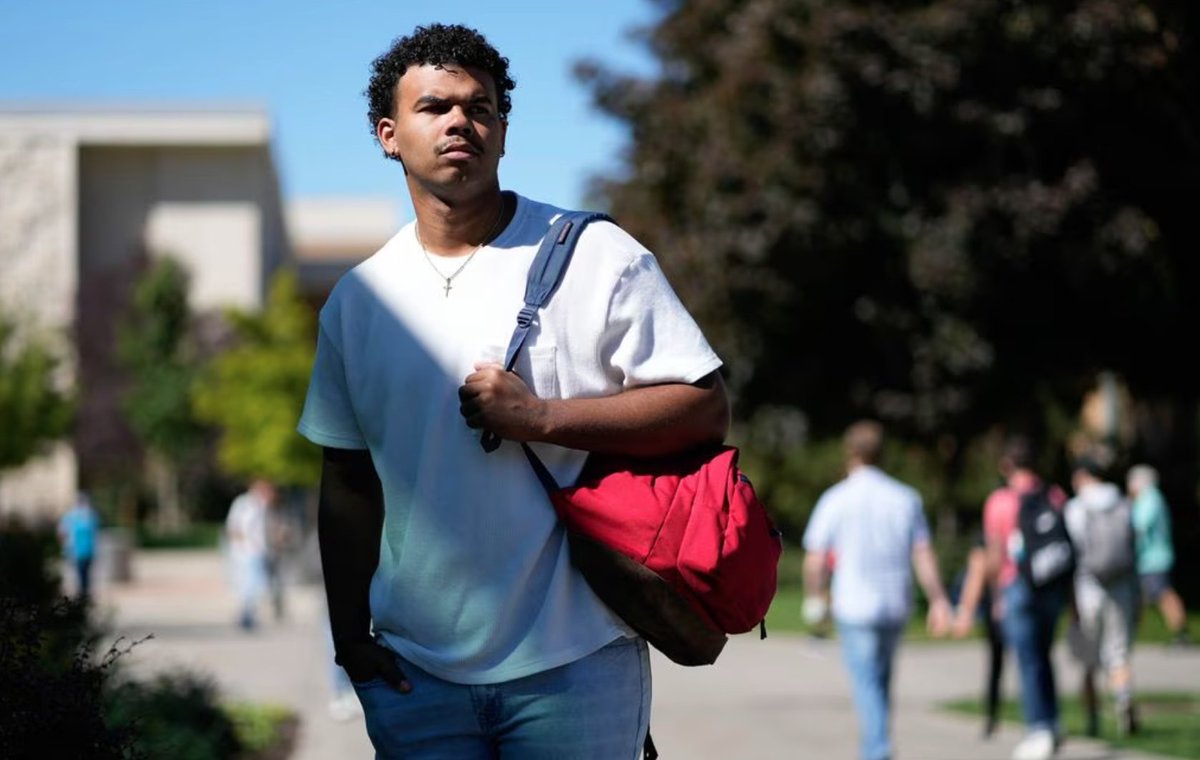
[802,466,930,625]
[226,492,268,559]
[298,193,722,684]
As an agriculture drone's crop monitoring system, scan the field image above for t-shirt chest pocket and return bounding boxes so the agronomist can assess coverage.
[514,345,560,399]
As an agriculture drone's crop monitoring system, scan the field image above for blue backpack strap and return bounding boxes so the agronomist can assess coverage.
[480,211,613,453]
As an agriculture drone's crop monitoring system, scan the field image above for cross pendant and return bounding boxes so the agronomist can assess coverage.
[443,279,452,297]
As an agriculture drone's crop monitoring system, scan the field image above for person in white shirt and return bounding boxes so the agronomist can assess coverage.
[225,479,276,630]
[297,23,728,759]
[803,420,951,760]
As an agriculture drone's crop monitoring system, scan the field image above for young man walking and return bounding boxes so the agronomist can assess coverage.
[1064,458,1140,736]
[225,478,278,630]
[298,23,727,759]
[1127,464,1192,646]
[802,420,952,760]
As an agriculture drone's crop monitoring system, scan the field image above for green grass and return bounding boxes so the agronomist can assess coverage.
[943,692,1200,759]
[136,522,223,550]
[223,701,297,757]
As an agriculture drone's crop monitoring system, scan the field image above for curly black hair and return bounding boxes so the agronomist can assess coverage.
[365,24,516,161]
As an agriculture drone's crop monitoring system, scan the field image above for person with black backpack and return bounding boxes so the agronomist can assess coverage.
[982,436,1071,760]
[1064,457,1140,737]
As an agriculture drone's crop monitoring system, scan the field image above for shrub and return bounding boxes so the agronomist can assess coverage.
[0,520,246,760]
[0,523,135,759]
[106,672,241,760]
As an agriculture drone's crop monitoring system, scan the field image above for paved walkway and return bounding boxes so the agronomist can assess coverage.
[91,549,1200,759]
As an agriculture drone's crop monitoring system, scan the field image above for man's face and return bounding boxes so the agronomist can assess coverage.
[378,63,506,194]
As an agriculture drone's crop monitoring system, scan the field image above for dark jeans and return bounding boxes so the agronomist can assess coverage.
[75,556,93,598]
[1002,578,1066,733]
[983,611,1004,733]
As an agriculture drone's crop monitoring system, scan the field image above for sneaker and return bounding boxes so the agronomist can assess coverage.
[1170,630,1193,648]
[1011,729,1056,760]
[328,692,362,722]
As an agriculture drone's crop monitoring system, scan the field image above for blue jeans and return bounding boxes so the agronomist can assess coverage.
[74,556,93,598]
[353,636,651,759]
[1001,578,1066,732]
[232,552,268,625]
[837,620,903,760]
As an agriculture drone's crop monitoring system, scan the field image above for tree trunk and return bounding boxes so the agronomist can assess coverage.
[147,452,186,533]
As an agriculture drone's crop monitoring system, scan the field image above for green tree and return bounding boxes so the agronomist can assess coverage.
[192,270,319,489]
[0,313,74,478]
[580,1,1200,528]
[116,257,205,529]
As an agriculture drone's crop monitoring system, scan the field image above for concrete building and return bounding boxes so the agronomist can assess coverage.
[288,195,400,311]
[0,105,396,521]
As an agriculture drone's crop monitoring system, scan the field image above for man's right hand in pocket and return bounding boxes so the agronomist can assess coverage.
[338,639,413,693]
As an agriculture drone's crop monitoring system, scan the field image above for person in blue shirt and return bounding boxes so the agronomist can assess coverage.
[58,491,100,599]
[803,420,952,760]
[1127,465,1191,646]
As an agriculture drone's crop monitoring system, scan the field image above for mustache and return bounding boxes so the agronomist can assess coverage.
[437,137,483,155]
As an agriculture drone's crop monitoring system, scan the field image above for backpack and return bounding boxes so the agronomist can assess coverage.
[484,211,784,667]
[1080,501,1136,584]
[1017,488,1076,590]
[548,445,782,637]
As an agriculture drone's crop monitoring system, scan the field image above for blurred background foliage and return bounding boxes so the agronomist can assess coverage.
[0,522,295,759]
[116,256,206,531]
[0,313,74,478]
[192,270,320,491]
[580,0,1197,435]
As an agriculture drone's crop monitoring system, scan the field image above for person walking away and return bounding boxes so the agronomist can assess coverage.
[1065,457,1140,736]
[1127,464,1192,646]
[58,491,100,599]
[982,436,1071,760]
[952,532,1006,738]
[297,23,728,759]
[803,420,952,760]
[264,491,295,621]
[225,479,277,630]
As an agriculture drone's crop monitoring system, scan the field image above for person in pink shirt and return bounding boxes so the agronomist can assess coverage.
[982,436,1069,760]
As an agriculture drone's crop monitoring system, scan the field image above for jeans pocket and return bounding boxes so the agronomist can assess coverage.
[350,674,388,690]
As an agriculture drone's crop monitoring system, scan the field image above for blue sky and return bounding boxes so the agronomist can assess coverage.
[0,1,661,220]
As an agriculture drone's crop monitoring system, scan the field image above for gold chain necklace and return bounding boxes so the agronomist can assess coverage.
[417,197,507,297]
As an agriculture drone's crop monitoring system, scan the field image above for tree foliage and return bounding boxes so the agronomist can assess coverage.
[0,313,74,472]
[0,523,243,760]
[580,0,1200,446]
[192,270,320,488]
[116,257,204,463]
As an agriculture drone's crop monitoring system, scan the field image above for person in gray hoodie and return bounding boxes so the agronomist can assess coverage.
[1064,457,1139,737]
